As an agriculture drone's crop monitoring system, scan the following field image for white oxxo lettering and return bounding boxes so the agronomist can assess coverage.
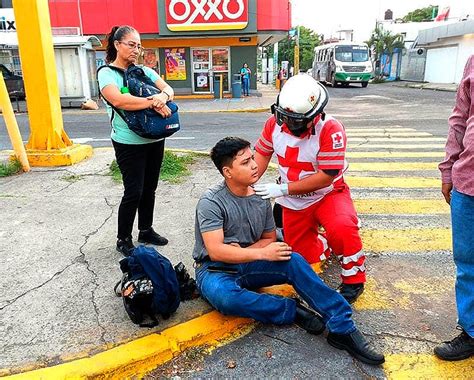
[168,0,245,24]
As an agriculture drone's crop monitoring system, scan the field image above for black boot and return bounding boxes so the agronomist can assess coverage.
[327,329,385,366]
[294,299,325,335]
[138,227,169,246]
[338,283,364,304]
[434,329,474,361]
[116,236,135,257]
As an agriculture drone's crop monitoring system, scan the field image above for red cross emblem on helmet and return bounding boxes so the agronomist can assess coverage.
[310,95,315,104]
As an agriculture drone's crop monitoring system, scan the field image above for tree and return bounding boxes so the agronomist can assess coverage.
[402,5,437,22]
[366,27,404,79]
[275,25,321,72]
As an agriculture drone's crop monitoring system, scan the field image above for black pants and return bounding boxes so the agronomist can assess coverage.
[112,139,165,240]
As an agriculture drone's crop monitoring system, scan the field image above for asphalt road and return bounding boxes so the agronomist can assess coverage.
[0,83,455,151]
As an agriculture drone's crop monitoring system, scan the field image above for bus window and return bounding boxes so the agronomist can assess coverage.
[335,45,369,62]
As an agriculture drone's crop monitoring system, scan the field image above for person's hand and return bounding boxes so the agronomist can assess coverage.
[261,242,292,261]
[153,104,172,118]
[147,93,168,110]
[254,183,289,199]
[441,182,453,204]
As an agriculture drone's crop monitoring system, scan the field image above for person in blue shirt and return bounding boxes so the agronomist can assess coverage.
[98,25,174,256]
[240,63,251,96]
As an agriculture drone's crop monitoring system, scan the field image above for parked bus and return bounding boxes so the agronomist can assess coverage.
[312,42,372,87]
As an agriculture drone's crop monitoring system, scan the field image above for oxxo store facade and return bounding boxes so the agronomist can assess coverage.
[48,0,291,95]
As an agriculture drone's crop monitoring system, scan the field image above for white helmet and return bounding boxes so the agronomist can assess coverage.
[272,74,329,136]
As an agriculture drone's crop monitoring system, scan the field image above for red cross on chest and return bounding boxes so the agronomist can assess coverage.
[277,146,314,181]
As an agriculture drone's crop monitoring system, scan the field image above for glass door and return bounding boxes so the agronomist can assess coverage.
[192,49,211,93]
[191,47,230,94]
[212,48,229,92]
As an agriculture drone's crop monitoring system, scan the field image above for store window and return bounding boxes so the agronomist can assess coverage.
[191,47,229,93]
[142,48,160,74]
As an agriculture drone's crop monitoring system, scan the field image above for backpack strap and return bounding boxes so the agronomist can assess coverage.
[96,65,129,126]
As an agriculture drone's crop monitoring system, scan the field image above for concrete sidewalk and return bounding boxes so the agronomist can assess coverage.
[0,148,223,376]
[390,81,458,92]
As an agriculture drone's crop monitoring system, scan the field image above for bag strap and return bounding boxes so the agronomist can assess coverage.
[97,65,129,124]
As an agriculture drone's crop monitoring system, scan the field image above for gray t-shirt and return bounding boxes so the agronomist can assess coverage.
[193,182,276,262]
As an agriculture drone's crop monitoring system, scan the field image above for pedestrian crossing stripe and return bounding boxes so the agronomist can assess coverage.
[345,128,418,133]
[353,199,449,214]
[354,277,454,311]
[360,228,451,252]
[384,354,474,379]
[349,144,445,149]
[349,137,446,142]
[348,162,439,171]
[346,176,440,188]
[347,132,433,137]
[346,152,445,158]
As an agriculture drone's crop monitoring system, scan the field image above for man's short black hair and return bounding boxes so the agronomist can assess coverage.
[210,137,251,175]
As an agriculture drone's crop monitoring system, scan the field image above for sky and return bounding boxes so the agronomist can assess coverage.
[291,0,474,42]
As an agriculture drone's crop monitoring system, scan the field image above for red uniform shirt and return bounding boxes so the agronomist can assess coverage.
[255,115,348,210]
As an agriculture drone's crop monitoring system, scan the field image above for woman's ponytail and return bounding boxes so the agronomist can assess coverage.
[104,25,136,63]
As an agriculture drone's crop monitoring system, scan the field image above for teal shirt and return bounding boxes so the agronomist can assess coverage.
[98,65,161,145]
[240,67,250,80]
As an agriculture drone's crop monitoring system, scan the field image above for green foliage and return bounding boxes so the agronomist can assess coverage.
[366,27,404,79]
[0,158,22,177]
[402,5,437,22]
[109,150,195,184]
[159,150,195,183]
[277,26,321,71]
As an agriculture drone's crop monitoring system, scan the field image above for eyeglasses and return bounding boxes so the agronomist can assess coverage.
[119,41,142,51]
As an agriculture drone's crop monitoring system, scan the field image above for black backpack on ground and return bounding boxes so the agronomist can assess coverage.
[115,245,180,327]
[97,64,180,139]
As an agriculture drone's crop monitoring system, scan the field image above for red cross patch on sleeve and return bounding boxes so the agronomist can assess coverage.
[331,132,344,149]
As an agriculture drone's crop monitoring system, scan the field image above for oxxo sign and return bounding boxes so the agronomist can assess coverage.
[166,0,248,31]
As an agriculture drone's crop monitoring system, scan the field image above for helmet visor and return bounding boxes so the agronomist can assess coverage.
[274,106,313,131]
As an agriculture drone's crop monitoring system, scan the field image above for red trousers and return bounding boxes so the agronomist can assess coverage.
[282,184,366,284]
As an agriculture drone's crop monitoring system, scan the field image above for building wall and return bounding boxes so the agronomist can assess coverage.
[424,34,474,83]
[231,46,256,89]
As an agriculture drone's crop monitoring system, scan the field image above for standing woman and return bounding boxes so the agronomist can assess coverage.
[240,63,251,96]
[98,25,174,256]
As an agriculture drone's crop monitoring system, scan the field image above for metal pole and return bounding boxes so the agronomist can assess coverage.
[0,72,30,172]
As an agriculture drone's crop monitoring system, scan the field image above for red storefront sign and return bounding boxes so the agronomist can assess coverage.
[165,0,248,31]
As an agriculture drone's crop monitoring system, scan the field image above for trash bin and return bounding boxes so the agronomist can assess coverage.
[232,74,242,98]
[213,75,221,99]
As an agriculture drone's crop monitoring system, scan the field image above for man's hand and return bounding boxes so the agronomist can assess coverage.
[254,183,289,199]
[261,242,293,261]
[442,182,453,204]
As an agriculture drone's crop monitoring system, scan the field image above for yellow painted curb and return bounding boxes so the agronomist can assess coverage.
[384,353,474,379]
[1,264,321,379]
[3,312,254,379]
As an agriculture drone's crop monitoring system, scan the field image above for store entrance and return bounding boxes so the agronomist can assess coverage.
[191,47,229,94]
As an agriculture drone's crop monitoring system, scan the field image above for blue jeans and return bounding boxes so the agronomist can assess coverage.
[242,77,250,95]
[451,189,474,336]
[196,253,355,334]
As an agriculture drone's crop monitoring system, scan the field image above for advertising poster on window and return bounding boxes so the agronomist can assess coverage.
[165,48,186,80]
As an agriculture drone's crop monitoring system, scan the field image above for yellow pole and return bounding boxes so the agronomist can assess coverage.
[12,0,92,166]
[0,72,30,172]
[219,74,223,99]
[294,26,300,74]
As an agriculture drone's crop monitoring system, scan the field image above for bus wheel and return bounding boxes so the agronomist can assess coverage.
[342,82,349,87]
[331,73,337,87]
[361,81,368,88]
